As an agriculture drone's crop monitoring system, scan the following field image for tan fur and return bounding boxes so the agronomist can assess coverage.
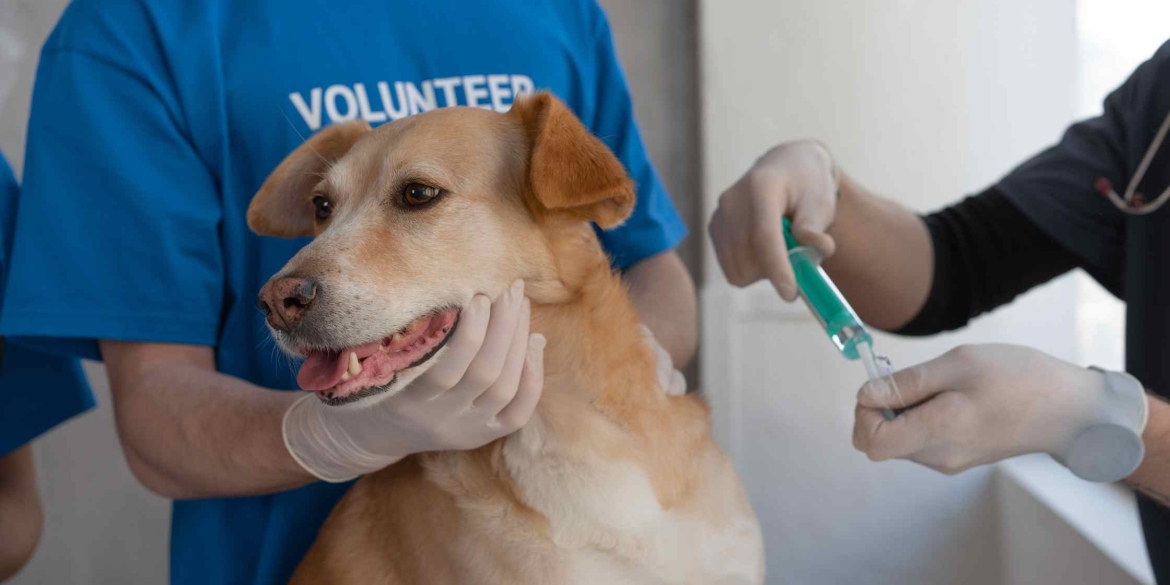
[252,93,763,584]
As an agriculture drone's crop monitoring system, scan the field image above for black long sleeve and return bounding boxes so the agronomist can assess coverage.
[895,188,1082,336]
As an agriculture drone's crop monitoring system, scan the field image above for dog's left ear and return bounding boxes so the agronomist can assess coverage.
[247,120,372,238]
[510,92,634,229]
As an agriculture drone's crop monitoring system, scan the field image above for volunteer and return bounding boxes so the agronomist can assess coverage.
[1,1,695,583]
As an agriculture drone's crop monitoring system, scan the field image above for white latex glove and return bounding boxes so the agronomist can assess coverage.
[283,280,544,482]
[639,324,686,396]
[853,344,1148,481]
[709,140,839,301]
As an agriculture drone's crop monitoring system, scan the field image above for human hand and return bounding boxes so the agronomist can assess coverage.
[853,344,1148,481]
[639,324,686,396]
[708,140,839,301]
[283,280,545,482]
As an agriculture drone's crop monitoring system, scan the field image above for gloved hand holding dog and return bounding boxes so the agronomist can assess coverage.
[283,280,544,482]
[283,279,688,482]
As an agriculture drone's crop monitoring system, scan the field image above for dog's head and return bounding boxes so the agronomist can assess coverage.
[249,92,634,406]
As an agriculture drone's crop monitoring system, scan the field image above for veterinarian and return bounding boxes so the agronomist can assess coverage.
[710,40,1170,582]
[0,152,94,581]
[0,2,694,584]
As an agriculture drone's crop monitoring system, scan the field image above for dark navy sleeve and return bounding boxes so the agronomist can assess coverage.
[580,4,687,270]
[993,41,1170,296]
[896,188,1081,335]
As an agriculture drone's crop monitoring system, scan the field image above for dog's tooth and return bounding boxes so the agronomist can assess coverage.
[390,333,403,345]
[348,351,362,376]
[341,371,351,382]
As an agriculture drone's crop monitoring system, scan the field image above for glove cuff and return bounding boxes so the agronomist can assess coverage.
[1058,367,1147,483]
[282,393,400,483]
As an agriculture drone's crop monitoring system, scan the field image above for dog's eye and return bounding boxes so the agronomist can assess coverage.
[312,195,332,221]
[401,183,442,207]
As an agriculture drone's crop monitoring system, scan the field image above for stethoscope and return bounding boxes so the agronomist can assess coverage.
[1094,108,1170,215]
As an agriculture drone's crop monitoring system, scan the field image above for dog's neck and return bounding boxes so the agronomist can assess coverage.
[525,228,664,411]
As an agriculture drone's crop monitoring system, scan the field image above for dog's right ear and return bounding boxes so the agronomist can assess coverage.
[247,120,372,238]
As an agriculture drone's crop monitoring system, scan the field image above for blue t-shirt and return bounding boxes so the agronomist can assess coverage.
[0,154,93,457]
[2,1,686,583]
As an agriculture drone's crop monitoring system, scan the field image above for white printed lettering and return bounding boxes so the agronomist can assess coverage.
[324,85,358,123]
[406,81,437,115]
[354,83,388,123]
[378,81,410,120]
[289,88,323,130]
[433,77,461,107]
[487,74,512,112]
[462,75,490,109]
[292,74,535,128]
[511,75,535,99]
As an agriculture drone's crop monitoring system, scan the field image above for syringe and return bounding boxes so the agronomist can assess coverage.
[782,218,902,420]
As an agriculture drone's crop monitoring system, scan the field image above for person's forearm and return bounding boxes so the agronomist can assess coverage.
[0,446,42,581]
[821,172,934,331]
[101,341,314,500]
[624,250,697,368]
[1126,394,1170,507]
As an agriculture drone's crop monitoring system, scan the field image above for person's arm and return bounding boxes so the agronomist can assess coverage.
[0,446,42,581]
[1127,395,1170,506]
[709,141,934,330]
[854,344,1148,484]
[822,172,933,330]
[623,250,697,368]
[710,142,1086,334]
[100,285,545,497]
[100,341,311,499]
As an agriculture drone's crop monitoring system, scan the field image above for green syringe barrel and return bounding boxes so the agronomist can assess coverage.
[782,218,871,360]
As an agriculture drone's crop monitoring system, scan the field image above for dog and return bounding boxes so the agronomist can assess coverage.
[247,92,764,584]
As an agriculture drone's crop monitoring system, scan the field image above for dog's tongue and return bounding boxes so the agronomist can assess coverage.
[297,340,383,391]
[297,350,349,392]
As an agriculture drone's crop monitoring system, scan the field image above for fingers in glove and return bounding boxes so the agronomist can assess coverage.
[473,297,532,411]
[492,333,545,431]
[450,279,525,399]
[402,293,491,399]
[857,352,961,411]
[745,174,797,302]
[852,401,933,462]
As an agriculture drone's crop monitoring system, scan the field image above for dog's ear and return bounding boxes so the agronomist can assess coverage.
[247,120,372,238]
[510,92,634,229]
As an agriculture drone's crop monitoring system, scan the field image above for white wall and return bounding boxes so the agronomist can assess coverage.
[699,1,1088,583]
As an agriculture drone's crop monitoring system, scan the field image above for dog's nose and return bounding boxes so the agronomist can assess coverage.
[258,277,319,331]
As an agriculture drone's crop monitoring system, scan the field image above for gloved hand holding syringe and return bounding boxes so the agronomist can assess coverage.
[781,218,905,420]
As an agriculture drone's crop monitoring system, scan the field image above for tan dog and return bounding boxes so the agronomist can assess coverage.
[248,92,764,584]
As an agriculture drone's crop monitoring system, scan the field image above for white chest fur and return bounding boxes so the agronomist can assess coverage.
[503,417,765,584]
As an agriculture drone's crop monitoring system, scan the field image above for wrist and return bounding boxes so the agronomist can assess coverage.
[282,394,402,483]
[1054,366,1148,482]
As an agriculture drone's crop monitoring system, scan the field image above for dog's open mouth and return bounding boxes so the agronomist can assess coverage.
[296,308,459,405]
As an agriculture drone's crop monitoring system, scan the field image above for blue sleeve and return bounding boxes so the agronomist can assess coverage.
[0,156,16,281]
[0,155,93,455]
[582,9,687,271]
[0,344,94,456]
[0,25,224,360]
